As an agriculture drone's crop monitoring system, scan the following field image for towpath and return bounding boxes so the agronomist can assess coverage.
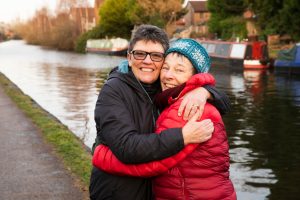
[0,85,88,200]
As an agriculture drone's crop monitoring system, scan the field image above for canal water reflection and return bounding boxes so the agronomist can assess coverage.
[1,40,300,200]
[0,40,124,148]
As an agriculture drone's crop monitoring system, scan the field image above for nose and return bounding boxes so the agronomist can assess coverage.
[164,69,174,79]
[143,54,152,63]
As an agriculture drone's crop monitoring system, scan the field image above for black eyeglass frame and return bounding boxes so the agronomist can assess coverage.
[129,50,165,62]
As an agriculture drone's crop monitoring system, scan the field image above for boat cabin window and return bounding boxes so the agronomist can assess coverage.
[201,43,208,49]
[230,44,247,59]
[207,44,216,54]
[215,44,231,57]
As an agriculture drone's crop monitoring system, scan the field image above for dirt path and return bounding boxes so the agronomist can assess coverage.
[0,86,89,200]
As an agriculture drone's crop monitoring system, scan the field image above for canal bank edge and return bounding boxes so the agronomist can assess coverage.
[0,72,92,193]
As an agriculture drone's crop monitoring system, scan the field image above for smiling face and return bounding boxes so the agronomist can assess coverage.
[128,40,165,84]
[160,53,195,91]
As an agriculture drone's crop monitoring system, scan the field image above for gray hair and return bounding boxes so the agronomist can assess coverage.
[128,24,169,53]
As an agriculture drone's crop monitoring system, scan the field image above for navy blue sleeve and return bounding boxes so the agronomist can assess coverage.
[203,85,231,115]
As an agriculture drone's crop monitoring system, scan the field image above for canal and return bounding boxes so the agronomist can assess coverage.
[0,40,299,200]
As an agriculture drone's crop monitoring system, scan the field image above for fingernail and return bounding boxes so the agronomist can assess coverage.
[178,112,181,116]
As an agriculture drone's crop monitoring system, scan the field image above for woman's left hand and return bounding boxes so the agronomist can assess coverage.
[178,87,211,120]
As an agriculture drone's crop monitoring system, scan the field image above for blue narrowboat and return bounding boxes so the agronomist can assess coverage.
[274,43,300,74]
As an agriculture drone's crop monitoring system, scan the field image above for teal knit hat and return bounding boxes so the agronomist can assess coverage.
[165,38,211,73]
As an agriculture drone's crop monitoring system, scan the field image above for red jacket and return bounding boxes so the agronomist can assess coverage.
[93,73,236,200]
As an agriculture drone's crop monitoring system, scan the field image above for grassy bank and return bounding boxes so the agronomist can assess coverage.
[0,72,92,189]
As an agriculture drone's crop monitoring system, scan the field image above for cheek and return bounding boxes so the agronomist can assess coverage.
[178,73,193,84]
[160,71,166,81]
[154,62,163,71]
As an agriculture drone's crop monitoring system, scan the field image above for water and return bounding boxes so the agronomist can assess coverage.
[1,40,300,200]
[0,40,124,148]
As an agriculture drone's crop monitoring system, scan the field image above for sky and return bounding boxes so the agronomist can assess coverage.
[0,0,93,24]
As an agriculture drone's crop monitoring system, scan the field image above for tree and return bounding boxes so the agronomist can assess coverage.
[129,0,184,28]
[247,0,283,36]
[208,0,247,39]
[99,0,134,39]
[50,13,79,50]
[247,0,300,41]
[208,0,246,18]
[277,0,300,40]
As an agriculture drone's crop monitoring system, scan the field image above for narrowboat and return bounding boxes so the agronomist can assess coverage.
[274,43,300,74]
[86,38,128,56]
[197,40,270,69]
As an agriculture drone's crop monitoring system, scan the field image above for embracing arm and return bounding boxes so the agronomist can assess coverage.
[203,85,231,115]
[178,74,230,119]
[94,82,184,164]
[93,117,213,177]
[93,143,197,177]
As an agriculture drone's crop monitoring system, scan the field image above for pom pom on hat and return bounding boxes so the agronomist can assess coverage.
[165,39,211,73]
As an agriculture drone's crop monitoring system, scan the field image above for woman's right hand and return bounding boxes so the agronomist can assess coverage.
[182,110,214,145]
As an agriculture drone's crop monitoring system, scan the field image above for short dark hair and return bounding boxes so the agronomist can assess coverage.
[128,24,169,53]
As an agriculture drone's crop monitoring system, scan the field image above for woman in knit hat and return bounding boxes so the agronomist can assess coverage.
[93,38,236,200]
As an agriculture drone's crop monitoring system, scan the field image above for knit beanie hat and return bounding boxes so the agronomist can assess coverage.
[165,38,211,73]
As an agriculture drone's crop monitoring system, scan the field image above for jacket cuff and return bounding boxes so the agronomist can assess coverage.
[168,128,184,149]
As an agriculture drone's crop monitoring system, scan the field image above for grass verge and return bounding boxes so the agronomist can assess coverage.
[0,72,92,189]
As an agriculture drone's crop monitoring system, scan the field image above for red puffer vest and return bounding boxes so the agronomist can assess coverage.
[93,73,236,200]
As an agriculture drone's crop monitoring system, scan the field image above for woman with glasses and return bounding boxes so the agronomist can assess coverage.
[90,25,230,200]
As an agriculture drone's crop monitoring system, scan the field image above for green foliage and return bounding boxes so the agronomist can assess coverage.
[75,32,90,53]
[99,0,134,39]
[278,0,300,41]
[208,0,247,40]
[250,0,283,36]
[219,17,247,40]
[208,0,246,18]
[75,24,106,53]
[248,0,300,41]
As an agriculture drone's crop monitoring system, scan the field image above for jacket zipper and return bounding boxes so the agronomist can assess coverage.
[134,77,156,127]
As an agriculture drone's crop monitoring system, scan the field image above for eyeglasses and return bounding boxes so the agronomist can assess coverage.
[130,50,165,62]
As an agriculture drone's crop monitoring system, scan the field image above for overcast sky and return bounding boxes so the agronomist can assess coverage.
[0,0,93,23]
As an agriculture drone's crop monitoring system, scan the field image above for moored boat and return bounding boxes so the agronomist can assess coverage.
[86,38,128,56]
[274,43,300,74]
[197,40,270,69]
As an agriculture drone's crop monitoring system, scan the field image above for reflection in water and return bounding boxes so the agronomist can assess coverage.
[211,66,300,200]
[210,68,277,199]
[0,40,124,148]
[1,40,300,200]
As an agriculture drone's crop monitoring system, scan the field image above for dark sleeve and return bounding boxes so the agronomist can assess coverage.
[203,85,231,115]
[94,81,184,164]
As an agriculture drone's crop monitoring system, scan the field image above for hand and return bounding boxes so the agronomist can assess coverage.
[182,110,214,145]
[178,87,212,120]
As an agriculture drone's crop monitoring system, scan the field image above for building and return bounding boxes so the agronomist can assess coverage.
[183,0,210,38]
[68,0,106,34]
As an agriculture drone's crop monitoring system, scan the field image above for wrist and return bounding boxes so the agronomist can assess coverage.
[182,126,190,145]
[203,85,214,100]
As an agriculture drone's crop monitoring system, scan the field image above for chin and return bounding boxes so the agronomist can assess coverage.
[139,78,155,84]
[140,75,159,84]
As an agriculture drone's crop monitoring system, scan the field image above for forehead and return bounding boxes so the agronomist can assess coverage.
[133,40,164,53]
[164,53,193,69]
